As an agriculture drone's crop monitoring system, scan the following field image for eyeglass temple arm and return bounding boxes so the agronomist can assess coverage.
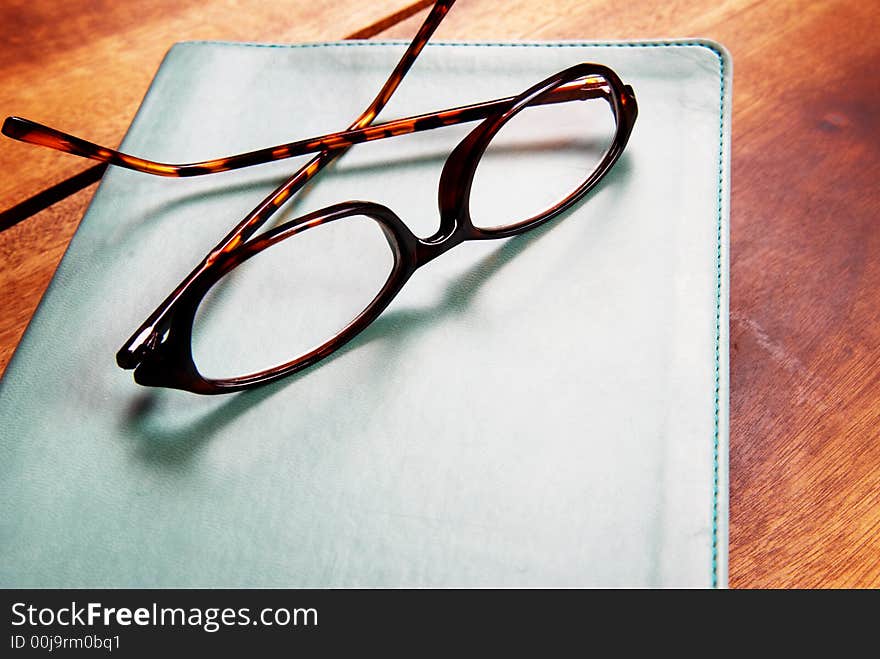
[1,80,610,179]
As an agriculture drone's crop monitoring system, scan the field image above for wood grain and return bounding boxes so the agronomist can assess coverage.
[384,0,880,588]
[2,0,878,587]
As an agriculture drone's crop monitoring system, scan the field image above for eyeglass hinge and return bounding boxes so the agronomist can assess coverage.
[116,325,163,369]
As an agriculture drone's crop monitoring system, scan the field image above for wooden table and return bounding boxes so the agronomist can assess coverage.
[1,0,877,588]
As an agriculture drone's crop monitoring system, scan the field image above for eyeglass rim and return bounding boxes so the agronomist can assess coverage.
[439,62,637,240]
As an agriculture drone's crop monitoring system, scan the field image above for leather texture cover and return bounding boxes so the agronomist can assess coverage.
[0,40,731,587]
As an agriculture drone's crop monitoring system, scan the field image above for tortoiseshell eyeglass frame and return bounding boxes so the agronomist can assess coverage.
[1,0,637,394]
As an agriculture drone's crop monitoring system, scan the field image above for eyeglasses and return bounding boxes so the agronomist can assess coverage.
[2,0,637,394]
